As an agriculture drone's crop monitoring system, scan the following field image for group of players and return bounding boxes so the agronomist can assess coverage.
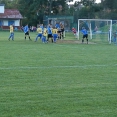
[8,23,64,43]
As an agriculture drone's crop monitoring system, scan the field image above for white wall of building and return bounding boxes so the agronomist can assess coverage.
[2,20,20,26]
[14,20,20,26]
[3,20,8,26]
[0,5,5,13]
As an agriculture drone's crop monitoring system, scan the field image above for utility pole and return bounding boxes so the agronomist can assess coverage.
[48,0,53,16]
[48,0,58,15]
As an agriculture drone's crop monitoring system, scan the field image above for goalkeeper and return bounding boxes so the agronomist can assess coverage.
[81,27,88,44]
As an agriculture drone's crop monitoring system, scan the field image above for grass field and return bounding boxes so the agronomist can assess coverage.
[0,31,117,117]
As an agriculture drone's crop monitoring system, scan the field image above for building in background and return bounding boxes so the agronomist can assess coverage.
[0,4,23,30]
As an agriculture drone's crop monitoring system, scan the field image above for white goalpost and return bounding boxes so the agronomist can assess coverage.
[78,19,112,44]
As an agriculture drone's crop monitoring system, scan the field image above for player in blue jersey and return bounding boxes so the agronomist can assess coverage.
[81,27,88,44]
[24,24,31,40]
[47,24,53,43]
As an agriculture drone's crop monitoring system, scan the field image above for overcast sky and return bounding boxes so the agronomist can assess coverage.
[95,0,101,3]
[68,0,101,4]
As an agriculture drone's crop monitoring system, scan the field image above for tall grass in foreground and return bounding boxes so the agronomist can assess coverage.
[0,31,117,117]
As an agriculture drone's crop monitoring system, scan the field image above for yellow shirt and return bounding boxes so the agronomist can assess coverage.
[52,28,58,34]
[43,28,47,37]
[37,28,42,33]
[10,25,13,33]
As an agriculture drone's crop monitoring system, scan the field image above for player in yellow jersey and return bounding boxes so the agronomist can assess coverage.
[8,24,14,41]
[42,27,48,43]
[52,26,58,43]
[35,25,42,42]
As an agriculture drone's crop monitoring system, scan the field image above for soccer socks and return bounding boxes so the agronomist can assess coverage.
[42,37,44,43]
[29,36,31,40]
[62,32,64,39]
[8,33,14,41]
[60,33,61,39]
[51,38,53,43]
[87,39,88,44]
[54,38,57,42]
[47,37,49,42]
[12,33,14,41]
[82,39,88,44]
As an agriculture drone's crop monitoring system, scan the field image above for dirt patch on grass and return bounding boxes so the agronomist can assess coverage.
[57,39,96,44]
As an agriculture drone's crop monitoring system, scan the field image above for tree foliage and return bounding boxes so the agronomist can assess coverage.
[102,0,117,10]
[99,0,117,19]
[17,0,68,26]
[81,0,96,7]
[0,0,19,9]
[1,0,117,24]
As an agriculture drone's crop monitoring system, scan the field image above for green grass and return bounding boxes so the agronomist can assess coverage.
[0,31,117,117]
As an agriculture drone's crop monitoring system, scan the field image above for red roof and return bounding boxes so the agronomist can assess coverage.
[0,9,23,19]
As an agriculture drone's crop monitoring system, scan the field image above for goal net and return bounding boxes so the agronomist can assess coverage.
[78,19,112,44]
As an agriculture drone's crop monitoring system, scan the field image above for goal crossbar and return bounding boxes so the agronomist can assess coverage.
[77,19,112,44]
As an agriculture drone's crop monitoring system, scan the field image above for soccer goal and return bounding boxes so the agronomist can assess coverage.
[78,19,112,44]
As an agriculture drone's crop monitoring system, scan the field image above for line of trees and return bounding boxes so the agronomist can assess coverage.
[0,0,117,26]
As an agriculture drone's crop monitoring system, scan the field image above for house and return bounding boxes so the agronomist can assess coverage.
[0,4,23,30]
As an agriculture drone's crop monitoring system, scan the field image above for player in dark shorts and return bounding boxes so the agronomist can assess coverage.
[47,24,53,43]
[60,23,64,39]
[81,27,88,44]
[24,24,31,40]
[55,23,61,39]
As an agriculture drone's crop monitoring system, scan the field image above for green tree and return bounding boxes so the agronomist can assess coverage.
[18,0,70,26]
[99,0,117,19]
[102,0,117,10]
[0,0,19,9]
[78,0,98,18]
[18,0,45,25]
[81,0,96,7]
